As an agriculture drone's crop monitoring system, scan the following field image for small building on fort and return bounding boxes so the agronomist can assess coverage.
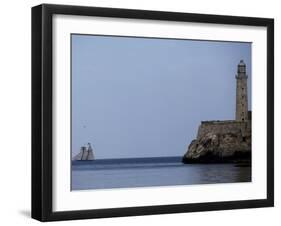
[183,60,251,163]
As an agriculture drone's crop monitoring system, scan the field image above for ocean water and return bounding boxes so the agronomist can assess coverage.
[71,157,251,190]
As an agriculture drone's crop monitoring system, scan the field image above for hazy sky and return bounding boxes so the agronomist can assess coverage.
[72,34,251,159]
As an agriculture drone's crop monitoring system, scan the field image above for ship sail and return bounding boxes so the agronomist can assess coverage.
[86,143,95,160]
[73,143,95,160]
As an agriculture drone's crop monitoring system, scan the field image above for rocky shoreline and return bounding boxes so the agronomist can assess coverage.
[182,129,251,164]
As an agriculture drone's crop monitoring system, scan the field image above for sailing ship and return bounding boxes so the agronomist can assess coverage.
[73,143,95,160]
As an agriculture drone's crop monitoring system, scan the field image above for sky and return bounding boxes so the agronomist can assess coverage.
[71,34,251,159]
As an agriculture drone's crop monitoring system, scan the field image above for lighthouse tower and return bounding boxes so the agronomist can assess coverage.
[235,60,248,121]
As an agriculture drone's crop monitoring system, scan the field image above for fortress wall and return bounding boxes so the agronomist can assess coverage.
[197,120,250,139]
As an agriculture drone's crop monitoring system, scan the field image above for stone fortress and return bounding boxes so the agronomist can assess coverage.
[183,60,251,163]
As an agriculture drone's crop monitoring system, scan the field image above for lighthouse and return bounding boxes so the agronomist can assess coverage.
[235,60,248,121]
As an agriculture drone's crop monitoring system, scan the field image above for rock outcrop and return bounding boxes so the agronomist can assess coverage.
[182,120,251,164]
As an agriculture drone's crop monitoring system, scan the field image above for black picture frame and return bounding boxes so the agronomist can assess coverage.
[32,3,274,222]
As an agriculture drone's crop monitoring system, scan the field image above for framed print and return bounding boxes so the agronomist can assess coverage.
[31,4,274,221]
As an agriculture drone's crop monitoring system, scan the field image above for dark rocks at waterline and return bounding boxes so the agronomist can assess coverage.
[182,131,251,164]
[182,152,251,164]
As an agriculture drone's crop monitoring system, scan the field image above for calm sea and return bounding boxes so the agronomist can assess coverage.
[71,157,251,190]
